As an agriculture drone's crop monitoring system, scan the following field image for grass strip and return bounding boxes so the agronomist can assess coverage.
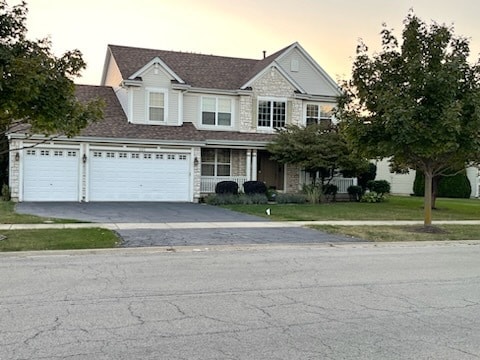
[223,196,480,221]
[311,224,480,242]
[0,228,120,251]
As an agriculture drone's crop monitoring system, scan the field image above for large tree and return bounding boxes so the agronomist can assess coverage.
[338,12,480,225]
[0,0,103,152]
[267,122,368,187]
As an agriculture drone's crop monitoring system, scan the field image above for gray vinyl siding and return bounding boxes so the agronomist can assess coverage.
[277,48,338,96]
[183,94,199,124]
[130,67,180,125]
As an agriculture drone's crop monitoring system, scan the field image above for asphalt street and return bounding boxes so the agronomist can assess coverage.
[1,242,480,359]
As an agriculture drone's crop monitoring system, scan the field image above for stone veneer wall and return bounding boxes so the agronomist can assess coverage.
[193,146,201,202]
[286,164,301,193]
[8,139,21,201]
[231,150,246,177]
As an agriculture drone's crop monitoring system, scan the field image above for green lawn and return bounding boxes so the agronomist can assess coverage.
[0,228,120,251]
[222,196,480,221]
[0,202,119,252]
[0,201,82,224]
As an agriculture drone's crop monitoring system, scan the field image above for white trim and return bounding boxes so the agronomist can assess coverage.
[177,90,184,125]
[256,96,287,131]
[303,102,336,126]
[127,88,134,123]
[241,63,305,92]
[129,57,184,84]
[252,150,258,181]
[145,87,169,123]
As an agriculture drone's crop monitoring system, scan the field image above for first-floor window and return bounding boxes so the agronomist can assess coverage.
[148,91,166,122]
[202,97,232,126]
[305,103,334,126]
[201,149,231,176]
[258,99,286,129]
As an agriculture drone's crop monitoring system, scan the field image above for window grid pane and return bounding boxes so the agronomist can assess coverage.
[272,101,286,128]
[258,100,271,127]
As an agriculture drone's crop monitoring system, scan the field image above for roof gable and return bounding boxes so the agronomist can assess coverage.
[104,43,339,95]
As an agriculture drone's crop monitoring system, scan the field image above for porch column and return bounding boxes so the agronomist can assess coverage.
[246,149,252,180]
[252,149,258,181]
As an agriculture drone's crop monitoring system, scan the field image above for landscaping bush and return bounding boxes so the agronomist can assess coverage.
[302,184,322,203]
[215,181,239,195]
[413,171,471,198]
[266,188,277,201]
[323,183,338,202]
[275,193,307,204]
[366,180,391,195]
[357,163,377,191]
[1,184,10,201]
[360,191,386,203]
[347,185,363,202]
[243,181,267,195]
[205,193,268,205]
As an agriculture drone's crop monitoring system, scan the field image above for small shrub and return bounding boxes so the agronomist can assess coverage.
[360,191,386,203]
[245,194,268,204]
[323,184,338,202]
[215,181,239,195]
[275,193,307,204]
[266,188,278,202]
[243,181,267,195]
[302,184,322,203]
[347,185,363,202]
[366,180,391,195]
[1,184,10,201]
[357,163,377,191]
[205,193,267,205]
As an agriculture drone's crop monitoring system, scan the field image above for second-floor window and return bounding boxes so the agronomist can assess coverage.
[258,99,286,129]
[201,148,231,176]
[202,97,232,126]
[148,90,167,122]
[305,103,334,126]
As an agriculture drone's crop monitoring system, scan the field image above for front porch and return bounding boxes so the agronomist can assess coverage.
[200,175,357,194]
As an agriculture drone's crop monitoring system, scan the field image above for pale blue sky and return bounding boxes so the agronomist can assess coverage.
[14,0,480,85]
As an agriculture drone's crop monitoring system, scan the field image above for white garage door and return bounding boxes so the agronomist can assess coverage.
[23,148,80,201]
[89,150,191,201]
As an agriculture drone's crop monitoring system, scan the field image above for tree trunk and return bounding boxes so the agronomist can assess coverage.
[431,175,438,209]
[424,170,433,225]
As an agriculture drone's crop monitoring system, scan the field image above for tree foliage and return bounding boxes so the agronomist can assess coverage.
[337,12,480,224]
[0,1,103,146]
[267,122,368,184]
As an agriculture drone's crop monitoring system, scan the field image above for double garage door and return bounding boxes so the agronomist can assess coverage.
[22,148,191,201]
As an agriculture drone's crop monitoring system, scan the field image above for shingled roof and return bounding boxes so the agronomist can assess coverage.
[107,44,293,90]
[76,85,275,143]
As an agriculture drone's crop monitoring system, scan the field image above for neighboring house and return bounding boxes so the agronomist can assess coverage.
[8,42,344,202]
[375,159,480,198]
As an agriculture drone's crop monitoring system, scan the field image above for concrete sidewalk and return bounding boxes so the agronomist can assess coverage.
[1,220,480,230]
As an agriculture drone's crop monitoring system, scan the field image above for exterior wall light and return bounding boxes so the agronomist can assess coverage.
[15,152,19,161]
[194,157,199,166]
[82,154,87,163]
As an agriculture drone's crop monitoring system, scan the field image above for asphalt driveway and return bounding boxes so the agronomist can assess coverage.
[16,202,360,247]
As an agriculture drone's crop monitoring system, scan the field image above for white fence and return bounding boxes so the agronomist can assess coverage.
[201,176,248,193]
[330,177,357,194]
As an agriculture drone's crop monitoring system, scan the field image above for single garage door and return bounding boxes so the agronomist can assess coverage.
[23,148,80,201]
[89,150,190,201]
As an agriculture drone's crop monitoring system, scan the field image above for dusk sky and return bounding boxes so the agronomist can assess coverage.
[14,0,480,85]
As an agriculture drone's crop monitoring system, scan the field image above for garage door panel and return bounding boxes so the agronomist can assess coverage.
[23,149,79,201]
[89,151,190,201]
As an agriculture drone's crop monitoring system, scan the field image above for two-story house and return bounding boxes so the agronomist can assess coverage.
[8,42,341,202]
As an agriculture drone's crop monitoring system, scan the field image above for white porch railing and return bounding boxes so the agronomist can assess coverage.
[330,177,357,194]
[201,176,249,193]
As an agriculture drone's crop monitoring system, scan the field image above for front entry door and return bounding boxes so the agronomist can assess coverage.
[257,151,284,190]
